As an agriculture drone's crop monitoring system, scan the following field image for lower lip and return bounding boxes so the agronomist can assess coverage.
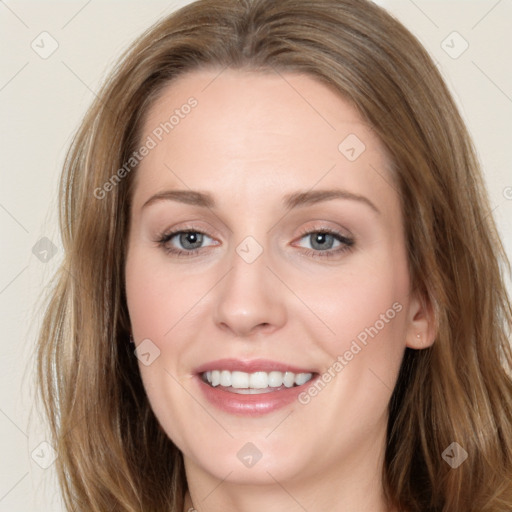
[195,374,318,416]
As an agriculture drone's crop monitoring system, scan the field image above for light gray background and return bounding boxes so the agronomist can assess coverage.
[1,0,511,510]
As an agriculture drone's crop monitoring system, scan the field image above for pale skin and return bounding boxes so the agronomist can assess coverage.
[124,68,435,512]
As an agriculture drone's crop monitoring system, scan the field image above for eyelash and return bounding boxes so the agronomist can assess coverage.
[155,225,355,259]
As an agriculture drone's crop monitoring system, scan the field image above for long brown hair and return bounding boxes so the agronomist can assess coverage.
[35,0,512,510]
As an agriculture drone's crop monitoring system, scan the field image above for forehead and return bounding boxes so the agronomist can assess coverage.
[132,68,394,210]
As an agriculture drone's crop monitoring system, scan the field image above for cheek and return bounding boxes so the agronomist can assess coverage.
[124,251,202,448]
[125,251,198,341]
[299,244,410,400]
[125,268,164,340]
[301,248,409,348]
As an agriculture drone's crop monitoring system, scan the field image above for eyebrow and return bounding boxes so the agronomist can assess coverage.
[141,188,380,214]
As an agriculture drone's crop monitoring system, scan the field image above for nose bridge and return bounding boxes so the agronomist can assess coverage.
[213,233,286,337]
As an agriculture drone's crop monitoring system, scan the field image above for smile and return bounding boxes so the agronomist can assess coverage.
[194,359,320,415]
[201,370,314,394]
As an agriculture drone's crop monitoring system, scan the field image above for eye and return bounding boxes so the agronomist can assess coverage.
[155,226,355,259]
[156,228,217,257]
[294,228,355,259]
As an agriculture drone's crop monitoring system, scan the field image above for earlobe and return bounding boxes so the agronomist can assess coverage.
[405,293,436,349]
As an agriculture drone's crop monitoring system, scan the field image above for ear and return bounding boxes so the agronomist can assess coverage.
[405,291,436,349]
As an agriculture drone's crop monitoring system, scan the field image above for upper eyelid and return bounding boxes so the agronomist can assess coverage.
[157,221,217,239]
[159,219,352,237]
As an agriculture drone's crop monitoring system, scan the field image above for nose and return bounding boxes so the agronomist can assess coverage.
[213,242,287,338]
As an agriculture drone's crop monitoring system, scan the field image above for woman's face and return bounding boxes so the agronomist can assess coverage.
[125,69,428,490]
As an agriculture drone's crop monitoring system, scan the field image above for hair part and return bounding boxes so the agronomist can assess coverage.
[35,0,512,510]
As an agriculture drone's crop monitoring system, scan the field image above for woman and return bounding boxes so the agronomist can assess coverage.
[35,0,512,511]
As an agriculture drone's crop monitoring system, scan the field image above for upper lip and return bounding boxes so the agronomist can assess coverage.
[194,358,317,375]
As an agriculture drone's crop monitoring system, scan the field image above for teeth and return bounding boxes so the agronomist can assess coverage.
[268,371,283,387]
[283,371,295,388]
[250,371,268,389]
[232,371,249,388]
[211,370,220,386]
[203,370,313,389]
[220,370,231,387]
[295,372,311,385]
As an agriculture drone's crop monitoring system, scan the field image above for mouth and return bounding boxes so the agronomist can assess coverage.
[194,359,319,415]
[200,369,315,394]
